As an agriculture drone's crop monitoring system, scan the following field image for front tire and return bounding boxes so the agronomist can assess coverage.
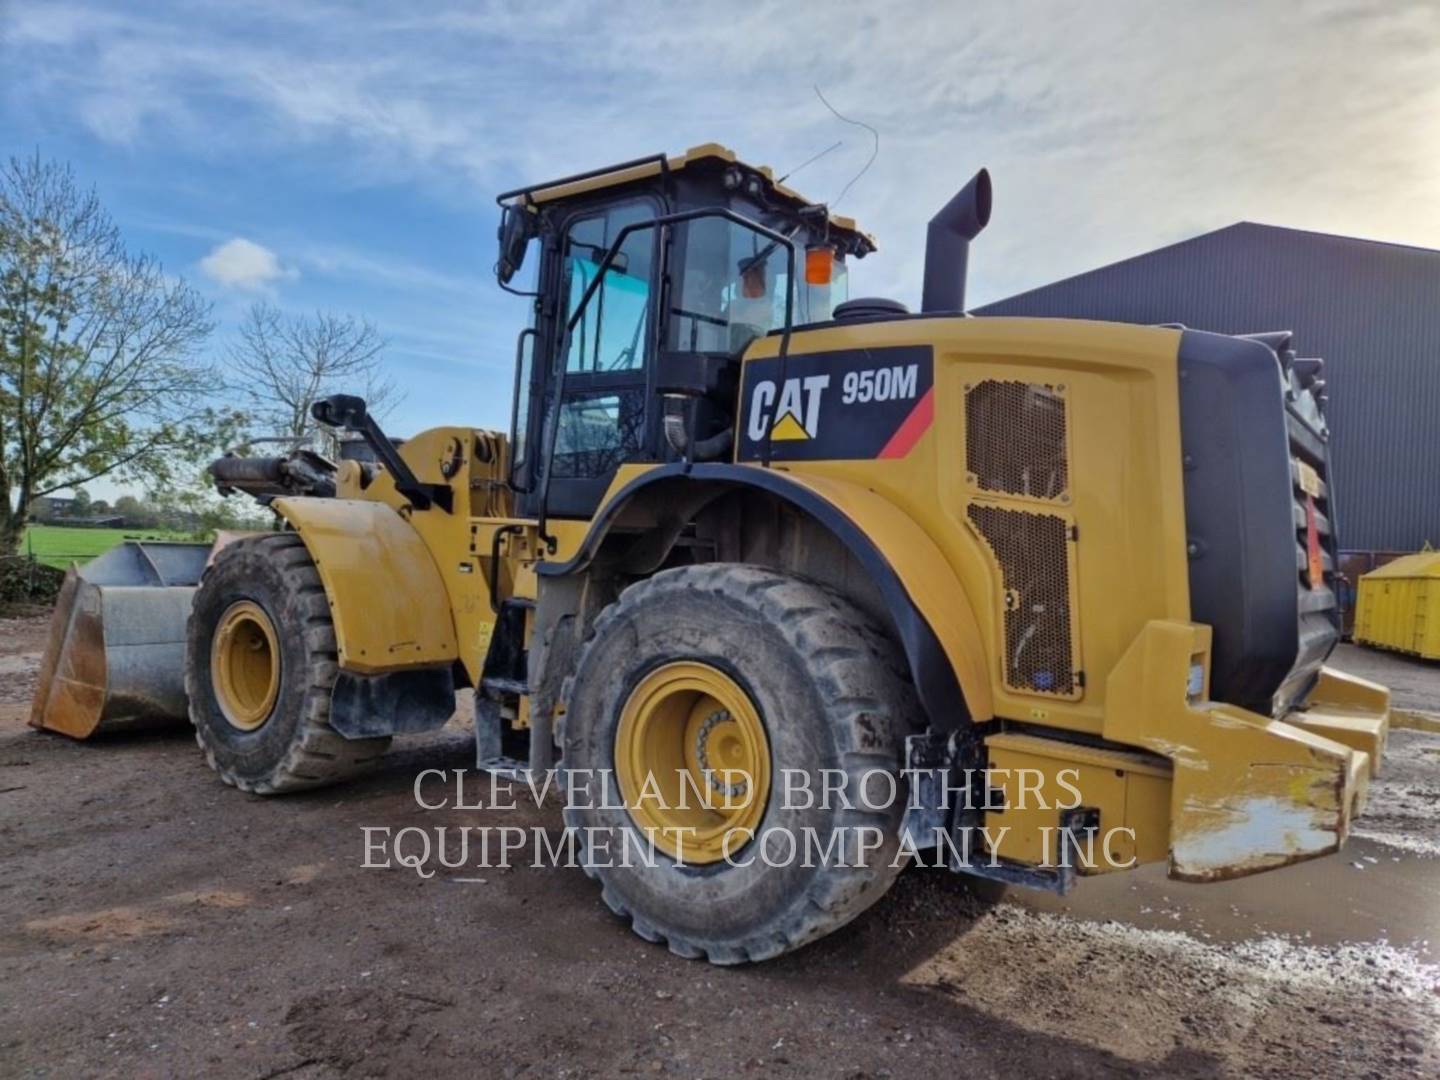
[562,564,920,964]
[185,533,390,793]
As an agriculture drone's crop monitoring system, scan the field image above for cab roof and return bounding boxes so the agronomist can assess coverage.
[497,143,876,254]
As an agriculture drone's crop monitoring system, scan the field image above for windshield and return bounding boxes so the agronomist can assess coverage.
[666,218,848,354]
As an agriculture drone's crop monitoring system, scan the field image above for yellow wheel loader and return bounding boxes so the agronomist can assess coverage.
[32,144,1390,963]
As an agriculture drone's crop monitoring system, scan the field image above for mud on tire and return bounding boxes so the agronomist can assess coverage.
[562,564,922,964]
[185,533,390,793]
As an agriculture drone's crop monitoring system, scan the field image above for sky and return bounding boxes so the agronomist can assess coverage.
[3,0,1439,449]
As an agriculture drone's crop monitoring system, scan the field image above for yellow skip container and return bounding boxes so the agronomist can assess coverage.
[1354,549,1440,660]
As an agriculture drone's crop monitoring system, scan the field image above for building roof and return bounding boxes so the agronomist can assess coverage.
[976,223,1440,552]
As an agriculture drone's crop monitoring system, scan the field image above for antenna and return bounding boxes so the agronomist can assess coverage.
[777,140,843,185]
[813,85,879,209]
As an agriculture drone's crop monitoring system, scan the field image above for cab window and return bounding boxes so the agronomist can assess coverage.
[562,203,655,373]
[666,217,789,355]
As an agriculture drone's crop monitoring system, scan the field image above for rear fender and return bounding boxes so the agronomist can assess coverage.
[540,463,992,727]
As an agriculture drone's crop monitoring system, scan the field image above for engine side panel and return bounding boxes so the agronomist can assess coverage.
[737,316,1193,738]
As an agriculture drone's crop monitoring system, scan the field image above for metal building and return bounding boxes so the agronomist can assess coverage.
[976,222,1440,553]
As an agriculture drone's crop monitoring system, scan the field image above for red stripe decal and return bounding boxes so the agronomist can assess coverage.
[877,387,935,459]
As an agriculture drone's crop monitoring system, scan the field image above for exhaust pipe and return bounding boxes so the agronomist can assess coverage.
[921,168,992,313]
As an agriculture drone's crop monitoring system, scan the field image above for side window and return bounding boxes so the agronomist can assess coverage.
[667,217,789,355]
[551,389,646,479]
[562,203,654,373]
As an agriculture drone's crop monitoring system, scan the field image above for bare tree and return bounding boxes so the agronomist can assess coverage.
[0,154,223,553]
[229,302,401,451]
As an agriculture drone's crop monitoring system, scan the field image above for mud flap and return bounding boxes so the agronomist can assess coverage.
[329,665,456,739]
[30,542,213,738]
[1105,621,1375,882]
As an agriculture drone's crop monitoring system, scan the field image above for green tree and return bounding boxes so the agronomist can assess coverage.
[112,493,155,529]
[0,154,228,553]
[69,486,91,516]
[148,484,273,538]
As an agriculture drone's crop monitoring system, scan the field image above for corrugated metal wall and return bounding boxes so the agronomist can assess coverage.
[975,223,1440,551]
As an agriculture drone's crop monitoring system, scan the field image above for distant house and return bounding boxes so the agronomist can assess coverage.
[28,496,75,523]
[976,222,1440,554]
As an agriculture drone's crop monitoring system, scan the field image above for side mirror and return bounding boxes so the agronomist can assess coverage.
[497,206,531,284]
[312,394,369,429]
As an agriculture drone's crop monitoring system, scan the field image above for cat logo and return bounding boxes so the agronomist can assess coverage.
[747,374,830,442]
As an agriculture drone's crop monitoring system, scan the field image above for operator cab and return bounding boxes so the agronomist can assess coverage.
[495,144,875,524]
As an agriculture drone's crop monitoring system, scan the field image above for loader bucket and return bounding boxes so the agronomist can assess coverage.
[30,542,213,739]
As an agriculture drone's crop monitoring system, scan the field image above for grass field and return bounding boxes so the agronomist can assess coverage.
[22,525,198,568]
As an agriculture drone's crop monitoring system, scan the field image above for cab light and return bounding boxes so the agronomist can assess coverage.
[805,245,834,286]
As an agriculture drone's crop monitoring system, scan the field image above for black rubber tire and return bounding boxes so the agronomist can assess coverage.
[185,533,390,794]
[561,564,920,964]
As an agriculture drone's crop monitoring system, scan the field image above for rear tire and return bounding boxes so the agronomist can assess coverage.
[185,533,390,793]
[562,564,921,964]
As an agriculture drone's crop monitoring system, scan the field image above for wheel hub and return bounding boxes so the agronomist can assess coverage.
[211,600,280,732]
[615,662,770,864]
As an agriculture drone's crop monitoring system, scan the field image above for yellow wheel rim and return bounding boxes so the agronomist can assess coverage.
[615,661,770,865]
[212,601,281,732]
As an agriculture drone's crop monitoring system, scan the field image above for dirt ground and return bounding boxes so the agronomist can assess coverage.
[2,614,1437,1079]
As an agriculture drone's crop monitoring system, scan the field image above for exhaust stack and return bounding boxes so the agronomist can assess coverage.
[920,168,992,313]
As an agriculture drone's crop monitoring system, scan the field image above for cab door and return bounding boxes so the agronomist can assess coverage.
[529,198,661,520]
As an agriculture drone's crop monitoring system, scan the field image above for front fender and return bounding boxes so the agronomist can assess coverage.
[272,498,459,674]
[539,463,992,727]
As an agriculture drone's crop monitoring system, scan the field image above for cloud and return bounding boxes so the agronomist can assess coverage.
[7,0,1440,312]
[295,243,485,298]
[198,238,295,291]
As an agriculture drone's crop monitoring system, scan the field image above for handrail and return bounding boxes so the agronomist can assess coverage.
[507,327,538,494]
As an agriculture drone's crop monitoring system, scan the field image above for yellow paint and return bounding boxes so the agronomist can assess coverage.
[303,309,1385,881]
[741,316,1193,735]
[769,412,810,440]
[614,660,771,865]
[210,600,280,731]
[727,317,1382,878]
[1354,550,1440,660]
[1101,619,1375,880]
[1294,666,1390,777]
[984,732,1171,872]
[271,497,459,675]
[756,469,994,721]
[326,426,518,683]
[511,142,871,248]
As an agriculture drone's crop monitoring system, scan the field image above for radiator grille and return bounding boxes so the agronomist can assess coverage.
[965,380,1069,500]
[967,504,1077,696]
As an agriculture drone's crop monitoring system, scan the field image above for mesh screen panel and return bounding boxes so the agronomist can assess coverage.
[967,504,1076,696]
[965,380,1069,499]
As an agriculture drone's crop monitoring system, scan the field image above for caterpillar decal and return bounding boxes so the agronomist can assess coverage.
[737,345,935,462]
